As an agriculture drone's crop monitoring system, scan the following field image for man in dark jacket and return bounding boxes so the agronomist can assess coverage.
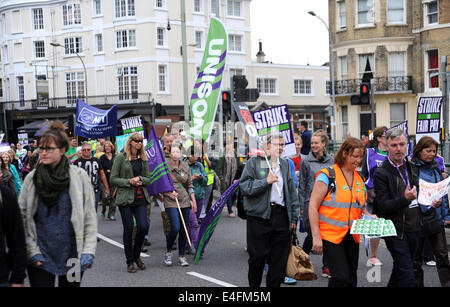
[373,128,421,287]
[300,121,311,155]
[0,185,27,287]
[240,133,300,287]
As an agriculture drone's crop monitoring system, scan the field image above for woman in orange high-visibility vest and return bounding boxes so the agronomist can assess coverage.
[309,137,376,287]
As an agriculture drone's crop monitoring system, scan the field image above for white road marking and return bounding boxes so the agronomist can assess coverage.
[97,233,150,258]
[98,233,235,286]
[186,272,237,287]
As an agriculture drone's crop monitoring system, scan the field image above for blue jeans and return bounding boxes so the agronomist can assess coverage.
[226,197,233,214]
[118,204,149,265]
[166,207,191,257]
[384,231,420,287]
[94,190,101,212]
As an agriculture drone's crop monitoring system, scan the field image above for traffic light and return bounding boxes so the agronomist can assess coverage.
[222,90,231,114]
[246,88,260,102]
[233,75,248,102]
[67,113,75,135]
[350,95,360,105]
[360,82,371,105]
[155,103,166,116]
[232,75,260,102]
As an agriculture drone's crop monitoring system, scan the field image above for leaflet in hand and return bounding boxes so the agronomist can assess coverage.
[350,217,397,237]
[418,177,450,207]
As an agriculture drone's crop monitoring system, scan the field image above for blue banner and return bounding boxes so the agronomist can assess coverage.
[75,99,117,138]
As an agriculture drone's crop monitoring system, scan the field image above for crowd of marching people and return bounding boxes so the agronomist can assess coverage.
[1,119,450,288]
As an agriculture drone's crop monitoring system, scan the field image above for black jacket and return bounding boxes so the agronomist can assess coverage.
[373,158,421,238]
[0,186,27,285]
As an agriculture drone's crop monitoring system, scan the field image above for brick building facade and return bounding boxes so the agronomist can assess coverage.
[329,0,449,141]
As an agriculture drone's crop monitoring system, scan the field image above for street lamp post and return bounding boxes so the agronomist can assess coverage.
[308,11,336,143]
[181,0,189,122]
[50,42,88,102]
[441,56,449,163]
[167,2,190,122]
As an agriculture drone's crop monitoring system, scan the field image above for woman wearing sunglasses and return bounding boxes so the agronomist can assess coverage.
[110,133,152,273]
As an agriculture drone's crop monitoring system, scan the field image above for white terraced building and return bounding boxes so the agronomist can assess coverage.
[0,0,331,141]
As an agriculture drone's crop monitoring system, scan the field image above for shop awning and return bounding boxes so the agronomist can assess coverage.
[17,120,68,131]
[117,109,131,120]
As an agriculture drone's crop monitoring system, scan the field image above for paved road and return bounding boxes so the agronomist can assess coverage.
[80,202,445,287]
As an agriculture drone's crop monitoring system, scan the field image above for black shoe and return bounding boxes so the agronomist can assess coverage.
[135,258,146,270]
[144,239,151,246]
[141,247,148,253]
[127,264,137,273]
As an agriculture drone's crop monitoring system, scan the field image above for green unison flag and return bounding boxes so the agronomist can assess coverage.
[189,17,227,141]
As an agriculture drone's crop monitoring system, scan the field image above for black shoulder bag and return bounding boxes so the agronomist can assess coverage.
[419,168,442,236]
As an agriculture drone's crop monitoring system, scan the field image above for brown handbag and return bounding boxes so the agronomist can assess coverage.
[286,233,317,281]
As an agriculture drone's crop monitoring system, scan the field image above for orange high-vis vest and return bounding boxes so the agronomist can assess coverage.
[317,164,366,244]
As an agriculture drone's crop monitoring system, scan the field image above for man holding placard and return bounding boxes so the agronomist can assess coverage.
[239,133,299,287]
[373,128,421,287]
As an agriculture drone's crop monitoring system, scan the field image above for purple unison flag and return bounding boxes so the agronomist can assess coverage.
[145,126,174,195]
[194,180,240,263]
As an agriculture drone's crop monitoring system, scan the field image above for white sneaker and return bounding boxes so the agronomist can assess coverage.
[426,260,436,266]
[178,256,189,267]
[366,257,383,267]
[284,277,297,285]
[164,251,172,266]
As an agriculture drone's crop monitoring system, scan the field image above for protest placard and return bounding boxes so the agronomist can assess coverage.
[121,115,144,137]
[416,96,443,143]
[252,104,295,157]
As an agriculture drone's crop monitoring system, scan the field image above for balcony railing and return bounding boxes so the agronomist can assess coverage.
[1,93,153,111]
[332,76,412,95]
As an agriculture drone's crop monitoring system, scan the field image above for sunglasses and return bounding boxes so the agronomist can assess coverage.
[132,139,143,143]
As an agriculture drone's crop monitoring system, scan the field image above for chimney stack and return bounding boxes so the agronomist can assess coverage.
[256,40,266,63]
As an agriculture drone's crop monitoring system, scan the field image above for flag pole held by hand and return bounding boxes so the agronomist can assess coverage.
[175,196,193,248]
[263,151,282,198]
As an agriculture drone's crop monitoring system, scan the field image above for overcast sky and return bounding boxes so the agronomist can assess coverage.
[250,0,330,66]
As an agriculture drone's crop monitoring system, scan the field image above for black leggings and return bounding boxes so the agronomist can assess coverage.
[27,265,84,287]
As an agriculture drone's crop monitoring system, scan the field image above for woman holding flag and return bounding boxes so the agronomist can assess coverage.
[110,132,152,273]
[162,142,197,267]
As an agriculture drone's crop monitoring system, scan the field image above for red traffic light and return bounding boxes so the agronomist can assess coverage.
[361,84,369,94]
[360,82,370,95]
[222,91,230,102]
